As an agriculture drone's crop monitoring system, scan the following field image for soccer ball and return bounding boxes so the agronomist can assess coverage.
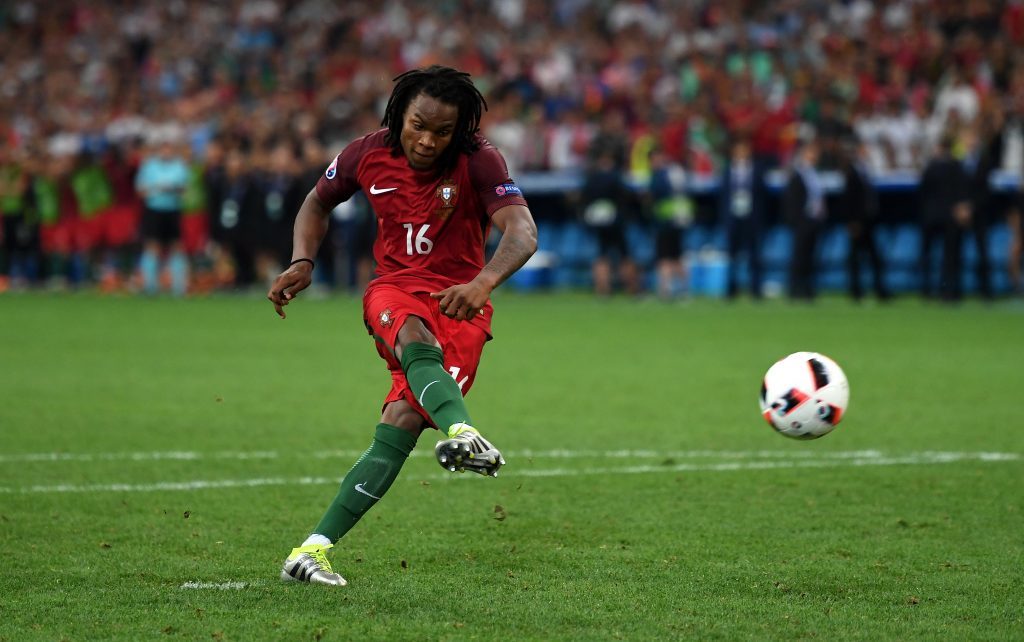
[759,352,850,440]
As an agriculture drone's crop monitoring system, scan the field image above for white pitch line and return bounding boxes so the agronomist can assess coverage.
[0,450,281,463]
[0,451,1018,494]
[2,476,337,494]
[0,447,912,464]
[180,581,251,590]
[509,452,1022,478]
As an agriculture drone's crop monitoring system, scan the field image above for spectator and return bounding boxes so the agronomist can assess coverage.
[782,139,827,301]
[70,151,115,286]
[580,110,639,296]
[0,142,36,291]
[180,144,212,268]
[932,65,981,131]
[648,146,692,300]
[207,146,260,289]
[38,153,78,290]
[838,138,890,302]
[97,144,142,292]
[135,138,189,295]
[720,136,765,299]
[960,122,1001,300]
[254,140,304,287]
[0,1,1022,297]
[919,134,971,301]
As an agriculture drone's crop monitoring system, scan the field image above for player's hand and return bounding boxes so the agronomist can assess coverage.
[431,280,491,321]
[267,263,313,318]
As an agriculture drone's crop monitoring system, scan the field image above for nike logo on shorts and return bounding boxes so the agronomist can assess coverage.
[369,184,397,195]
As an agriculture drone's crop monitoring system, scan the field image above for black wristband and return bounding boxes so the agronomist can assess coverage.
[289,258,315,270]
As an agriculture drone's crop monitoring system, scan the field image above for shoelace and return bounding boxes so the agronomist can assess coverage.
[308,549,333,573]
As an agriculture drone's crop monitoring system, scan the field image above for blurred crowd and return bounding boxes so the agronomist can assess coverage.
[1,0,1024,298]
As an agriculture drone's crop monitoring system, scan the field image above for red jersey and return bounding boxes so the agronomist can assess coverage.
[315,129,527,293]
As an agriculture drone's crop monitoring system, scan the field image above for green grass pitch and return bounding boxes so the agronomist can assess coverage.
[1,292,1022,641]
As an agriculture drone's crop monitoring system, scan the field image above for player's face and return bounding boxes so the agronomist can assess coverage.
[400,93,458,170]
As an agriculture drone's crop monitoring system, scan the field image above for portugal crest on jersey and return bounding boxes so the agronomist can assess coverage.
[435,179,458,219]
[378,308,394,328]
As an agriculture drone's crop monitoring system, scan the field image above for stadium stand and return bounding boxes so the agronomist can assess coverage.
[1,0,1022,298]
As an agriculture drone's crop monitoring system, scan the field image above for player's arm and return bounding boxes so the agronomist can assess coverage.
[478,204,538,290]
[267,188,332,318]
[432,204,538,321]
[267,136,369,318]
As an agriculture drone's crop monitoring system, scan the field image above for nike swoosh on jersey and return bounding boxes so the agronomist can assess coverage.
[369,184,398,195]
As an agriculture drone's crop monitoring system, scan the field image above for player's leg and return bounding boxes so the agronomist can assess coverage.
[395,316,503,476]
[282,402,423,587]
[395,316,475,432]
[363,285,502,474]
[311,403,422,542]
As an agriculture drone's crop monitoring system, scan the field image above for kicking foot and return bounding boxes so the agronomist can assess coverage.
[435,422,505,477]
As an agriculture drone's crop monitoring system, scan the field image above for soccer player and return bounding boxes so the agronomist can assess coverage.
[267,66,538,587]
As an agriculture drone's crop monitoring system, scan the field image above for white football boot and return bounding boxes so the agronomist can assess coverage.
[281,543,347,586]
[434,422,505,477]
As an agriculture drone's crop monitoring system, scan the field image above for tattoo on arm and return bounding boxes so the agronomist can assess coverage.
[481,229,535,287]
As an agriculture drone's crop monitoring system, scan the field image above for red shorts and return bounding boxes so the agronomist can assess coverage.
[74,215,105,252]
[181,212,209,255]
[103,204,140,247]
[363,283,493,427]
[40,220,73,255]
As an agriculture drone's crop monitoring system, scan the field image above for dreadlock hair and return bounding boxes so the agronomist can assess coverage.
[381,66,488,171]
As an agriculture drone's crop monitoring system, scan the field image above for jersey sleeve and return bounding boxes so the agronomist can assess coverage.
[315,131,384,208]
[468,142,529,216]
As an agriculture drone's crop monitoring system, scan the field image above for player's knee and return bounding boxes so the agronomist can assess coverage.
[382,400,426,436]
[395,316,440,355]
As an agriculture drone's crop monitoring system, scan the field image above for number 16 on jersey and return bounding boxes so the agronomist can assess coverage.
[403,223,433,255]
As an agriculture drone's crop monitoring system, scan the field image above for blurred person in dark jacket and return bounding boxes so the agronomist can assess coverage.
[648,146,692,300]
[782,140,826,301]
[207,146,260,288]
[254,140,304,286]
[919,135,971,301]
[960,124,999,300]
[720,136,765,299]
[838,138,890,301]
[0,142,37,291]
[580,110,639,296]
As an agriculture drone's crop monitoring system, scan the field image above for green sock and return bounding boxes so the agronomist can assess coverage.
[313,423,418,542]
[400,342,472,433]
